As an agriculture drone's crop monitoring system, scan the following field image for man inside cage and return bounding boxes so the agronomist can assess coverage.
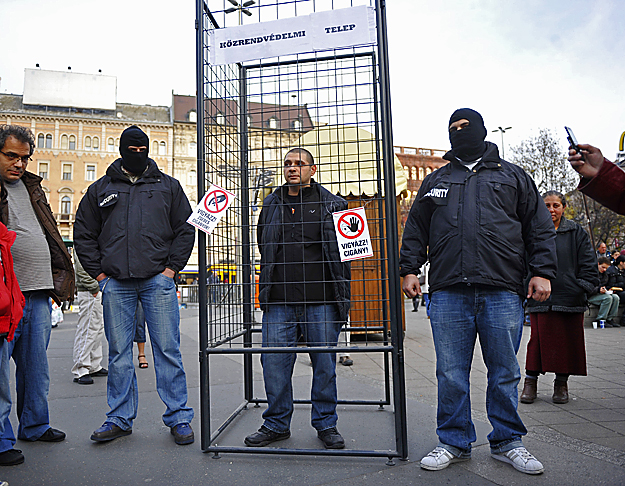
[73,125,196,446]
[245,147,351,449]
[400,108,557,475]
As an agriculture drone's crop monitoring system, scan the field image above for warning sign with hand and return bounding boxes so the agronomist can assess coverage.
[333,207,373,261]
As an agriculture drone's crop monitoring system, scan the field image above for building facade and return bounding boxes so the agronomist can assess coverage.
[0,91,172,242]
[394,145,448,227]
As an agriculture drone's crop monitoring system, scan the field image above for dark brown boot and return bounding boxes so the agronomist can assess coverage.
[552,380,569,404]
[520,377,537,404]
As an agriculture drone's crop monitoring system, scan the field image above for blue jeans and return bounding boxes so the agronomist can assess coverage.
[0,291,52,451]
[261,304,342,433]
[99,274,193,430]
[429,286,527,455]
[133,301,146,343]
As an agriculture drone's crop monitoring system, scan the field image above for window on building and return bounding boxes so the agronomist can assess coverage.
[292,118,302,130]
[37,134,45,148]
[425,167,432,176]
[86,165,96,181]
[418,167,425,179]
[216,112,225,125]
[38,162,49,180]
[85,136,91,150]
[61,134,68,150]
[410,167,416,179]
[189,141,197,156]
[69,135,76,150]
[45,134,52,149]
[188,110,197,123]
[62,164,72,181]
[159,141,166,156]
[108,137,115,152]
[60,196,71,214]
[268,117,278,129]
[187,170,197,186]
[115,137,120,149]
[403,166,409,180]
[152,141,159,154]
[92,137,99,151]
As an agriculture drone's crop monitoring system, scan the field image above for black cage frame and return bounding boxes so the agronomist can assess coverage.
[195,0,407,463]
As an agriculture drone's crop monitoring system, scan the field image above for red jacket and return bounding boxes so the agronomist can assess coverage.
[578,159,625,215]
[0,222,24,342]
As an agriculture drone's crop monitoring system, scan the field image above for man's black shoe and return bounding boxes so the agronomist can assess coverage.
[90,422,132,442]
[73,375,94,385]
[36,428,66,442]
[244,426,290,447]
[610,321,621,328]
[170,423,194,445]
[317,427,345,449]
[90,368,108,377]
[0,449,24,466]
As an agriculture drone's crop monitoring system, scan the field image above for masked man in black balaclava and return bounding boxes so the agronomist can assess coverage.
[119,125,150,175]
[400,108,557,475]
[448,108,487,163]
[74,125,196,447]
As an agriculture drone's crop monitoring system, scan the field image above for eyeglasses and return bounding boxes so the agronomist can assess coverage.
[0,150,31,164]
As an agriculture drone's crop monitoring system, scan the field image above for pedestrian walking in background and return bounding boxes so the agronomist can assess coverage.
[71,253,107,385]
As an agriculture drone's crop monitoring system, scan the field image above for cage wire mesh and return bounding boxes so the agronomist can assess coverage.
[196,0,407,460]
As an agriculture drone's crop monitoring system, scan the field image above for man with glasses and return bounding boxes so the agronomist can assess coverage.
[74,125,196,446]
[244,148,351,449]
[0,125,75,466]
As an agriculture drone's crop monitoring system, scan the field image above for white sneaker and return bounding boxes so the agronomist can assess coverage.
[492,446,544,474]
[420,446,470,471]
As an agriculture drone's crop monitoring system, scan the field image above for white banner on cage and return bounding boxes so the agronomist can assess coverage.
[333,207,374,262]
[187,184,235,234]
[210,5,376,65]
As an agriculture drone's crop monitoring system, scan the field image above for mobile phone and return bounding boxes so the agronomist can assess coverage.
[565,126,580,154]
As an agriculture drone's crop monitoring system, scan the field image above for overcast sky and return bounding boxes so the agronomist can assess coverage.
[1,0,623,159]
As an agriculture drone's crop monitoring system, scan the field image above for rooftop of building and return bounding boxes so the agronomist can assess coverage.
[0,93,171,124]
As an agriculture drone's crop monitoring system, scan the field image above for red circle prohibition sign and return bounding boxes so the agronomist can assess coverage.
[204,189,228,214]
[337,212,365,240]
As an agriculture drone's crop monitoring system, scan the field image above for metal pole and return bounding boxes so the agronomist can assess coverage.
[196,0,211,451]
[375,0,408,461]
[238,66,254,402]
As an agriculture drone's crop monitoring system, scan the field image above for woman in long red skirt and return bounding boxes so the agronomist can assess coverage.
[521,191,599,404]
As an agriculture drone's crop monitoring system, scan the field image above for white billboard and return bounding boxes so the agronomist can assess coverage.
[23,69,117,110]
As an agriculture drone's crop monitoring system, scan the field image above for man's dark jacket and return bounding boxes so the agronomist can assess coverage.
[526,217,598,313]
[257,181,351,322]
[606,265,625,290]
[0,172,75,304]
[400,142,557,296]
[73,159,194,280]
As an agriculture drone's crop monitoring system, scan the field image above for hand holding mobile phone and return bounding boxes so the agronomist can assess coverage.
[565,126,581,155]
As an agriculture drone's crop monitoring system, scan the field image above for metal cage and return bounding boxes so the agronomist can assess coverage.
[195,0,407,462]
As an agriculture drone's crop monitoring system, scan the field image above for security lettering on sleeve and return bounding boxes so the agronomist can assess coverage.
[423,187,448,198]
[99,193,118,207]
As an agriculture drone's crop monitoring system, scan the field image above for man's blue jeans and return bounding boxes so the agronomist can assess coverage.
[429,286,527,456]
[261,304,342,433]
[99,274,193,430]
[0,291,52,452]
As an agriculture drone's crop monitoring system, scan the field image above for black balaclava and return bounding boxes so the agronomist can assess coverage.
[119,125,149,174]
[448,108,487,162]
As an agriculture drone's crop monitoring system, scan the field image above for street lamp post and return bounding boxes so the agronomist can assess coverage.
[492,126,512,160]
